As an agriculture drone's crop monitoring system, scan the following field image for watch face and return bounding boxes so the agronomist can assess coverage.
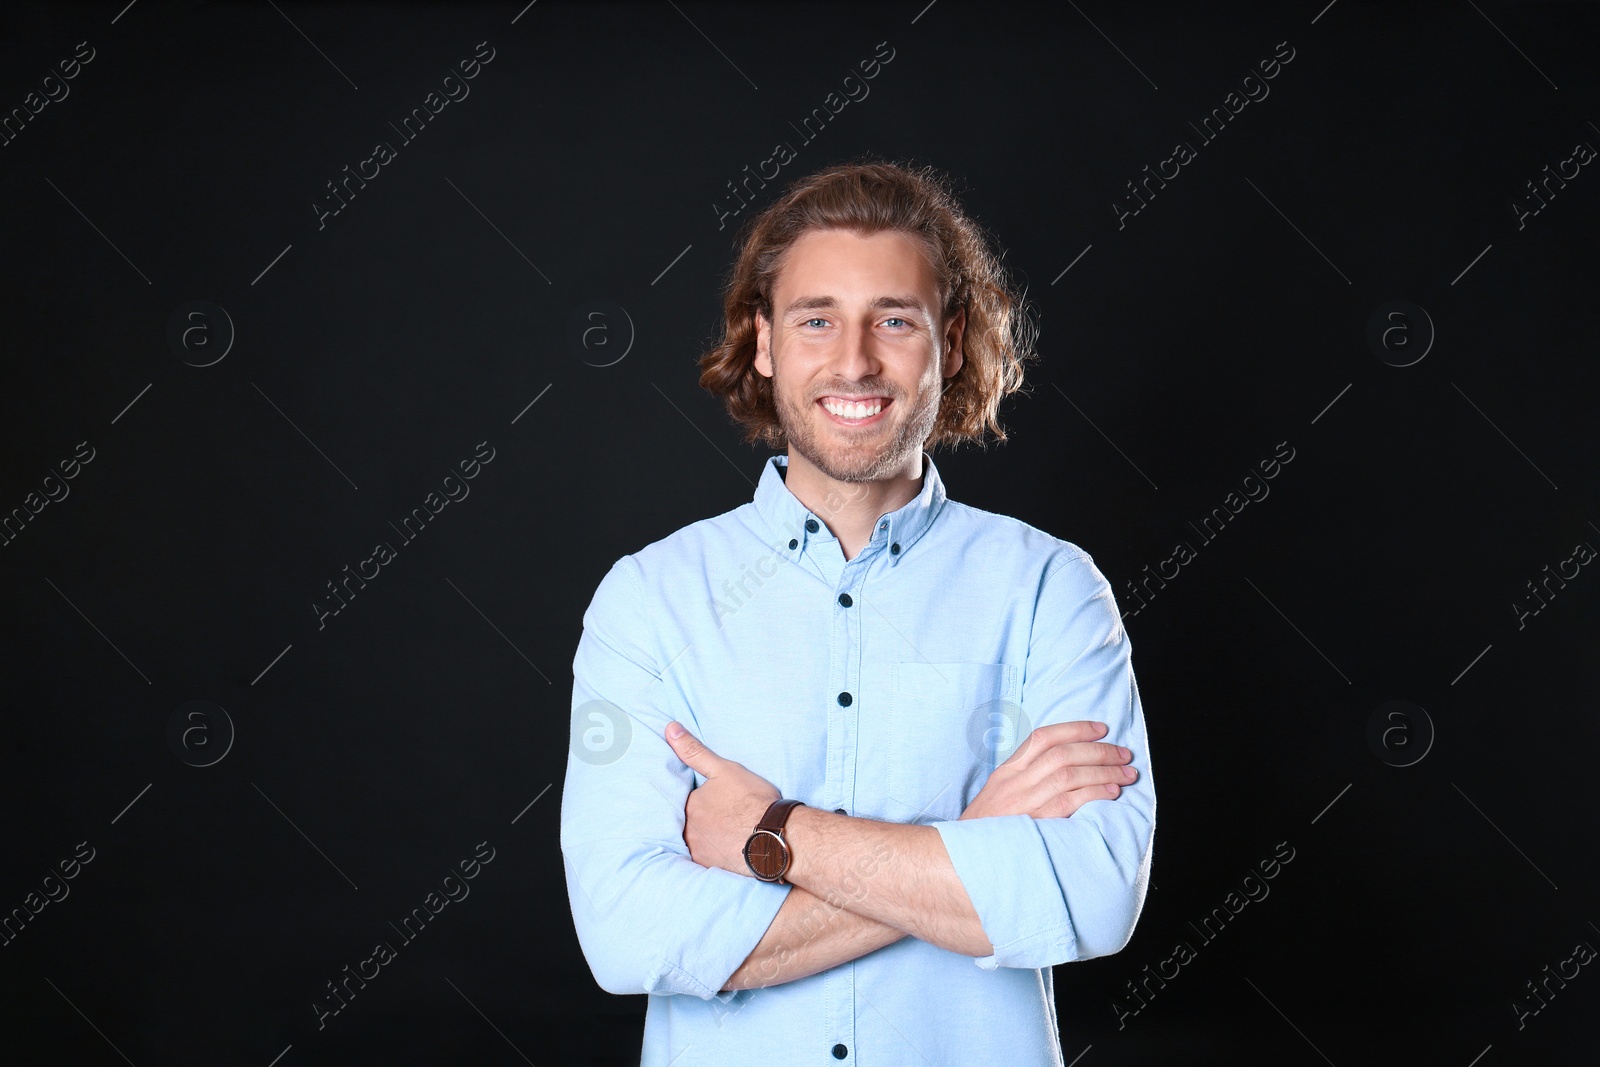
[744,829,789,880]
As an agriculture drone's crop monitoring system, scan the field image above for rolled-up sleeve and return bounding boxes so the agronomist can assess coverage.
[932,551,1156,970]
[560,555,791,997]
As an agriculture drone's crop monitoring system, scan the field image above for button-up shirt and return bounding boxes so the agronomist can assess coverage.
[561,451,1156,1066]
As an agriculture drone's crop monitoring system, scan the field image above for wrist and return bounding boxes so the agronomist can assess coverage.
[777,804,830,886]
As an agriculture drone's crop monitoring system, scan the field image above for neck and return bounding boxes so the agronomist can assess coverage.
[781,448,924,562]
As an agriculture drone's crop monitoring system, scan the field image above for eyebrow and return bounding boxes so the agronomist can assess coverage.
[781,295,929,319]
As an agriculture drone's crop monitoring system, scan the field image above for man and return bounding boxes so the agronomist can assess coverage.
[561,159,1154,1066]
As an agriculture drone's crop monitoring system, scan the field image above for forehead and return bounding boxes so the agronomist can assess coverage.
[771,228,939,307]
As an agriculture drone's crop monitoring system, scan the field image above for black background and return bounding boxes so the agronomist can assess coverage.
[3,1,1597,1064]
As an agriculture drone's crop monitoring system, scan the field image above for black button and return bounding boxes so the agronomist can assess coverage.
[788,538,799,550]
[832,1045,848,1059]
[833,807,846,815]
[889,542,901,555]
[837,592,852,607]
[805,518,819,533]
[837,692,852,707]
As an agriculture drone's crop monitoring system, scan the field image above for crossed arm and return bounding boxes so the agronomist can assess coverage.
[564,551,1153,998]
[661,718,1139,991]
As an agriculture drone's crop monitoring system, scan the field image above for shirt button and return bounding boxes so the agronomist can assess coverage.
[805,518,820,533]
[837,592,852,607]
[878,522,888,531]
[833,1044,848,1059]
[890,542,901,555]
[788,538,799,550]
[837,692,852,707]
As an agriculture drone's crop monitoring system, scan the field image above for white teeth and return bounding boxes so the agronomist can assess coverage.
[822,399,883,419]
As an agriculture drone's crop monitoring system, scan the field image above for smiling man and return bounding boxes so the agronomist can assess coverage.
[561,159,1156,1066]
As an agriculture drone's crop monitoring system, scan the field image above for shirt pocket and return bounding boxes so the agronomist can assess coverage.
[886,661,1020,824]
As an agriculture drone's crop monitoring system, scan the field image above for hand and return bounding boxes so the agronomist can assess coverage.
[960,720,1136,821]
[664,721,781,876]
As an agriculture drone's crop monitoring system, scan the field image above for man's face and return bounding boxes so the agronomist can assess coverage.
[754,228,964,484]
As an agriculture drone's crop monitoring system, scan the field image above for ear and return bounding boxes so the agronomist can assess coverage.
[943,306,966,379]
[753,308,775,379]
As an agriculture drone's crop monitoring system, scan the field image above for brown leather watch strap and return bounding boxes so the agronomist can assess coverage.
[756,798,805,834]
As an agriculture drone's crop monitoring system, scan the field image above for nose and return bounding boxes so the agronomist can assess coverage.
[829,320,881,382]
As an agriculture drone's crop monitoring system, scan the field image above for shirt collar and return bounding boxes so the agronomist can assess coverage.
[752,450,949,565]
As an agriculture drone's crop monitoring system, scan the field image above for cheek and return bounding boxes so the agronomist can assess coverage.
[907,372,941,409]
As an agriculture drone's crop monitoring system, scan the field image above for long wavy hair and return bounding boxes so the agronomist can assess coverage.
[698,157,1039,451]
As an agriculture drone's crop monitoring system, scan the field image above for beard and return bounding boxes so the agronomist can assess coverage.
[770,367,941,484]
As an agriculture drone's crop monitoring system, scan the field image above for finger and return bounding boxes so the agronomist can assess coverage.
[1043,773,1136,818]
[664,721,723,776]
[1042,762,1137,798]
[1032,740,1133,770]
[1002,720,1110,767]
[1056,782,1123,818]
[1001,763,1136,817]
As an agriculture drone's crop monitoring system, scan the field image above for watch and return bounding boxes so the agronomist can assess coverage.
[743,799,805,883]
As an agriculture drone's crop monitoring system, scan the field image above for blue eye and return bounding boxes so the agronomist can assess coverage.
[883,317,906,328]
[805,318,828,329]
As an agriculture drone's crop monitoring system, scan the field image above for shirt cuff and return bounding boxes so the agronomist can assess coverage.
[933,814,1075,970]
[644,865,793,997]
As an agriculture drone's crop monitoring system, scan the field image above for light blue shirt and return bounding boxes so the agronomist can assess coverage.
[561,451,1155,1066]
